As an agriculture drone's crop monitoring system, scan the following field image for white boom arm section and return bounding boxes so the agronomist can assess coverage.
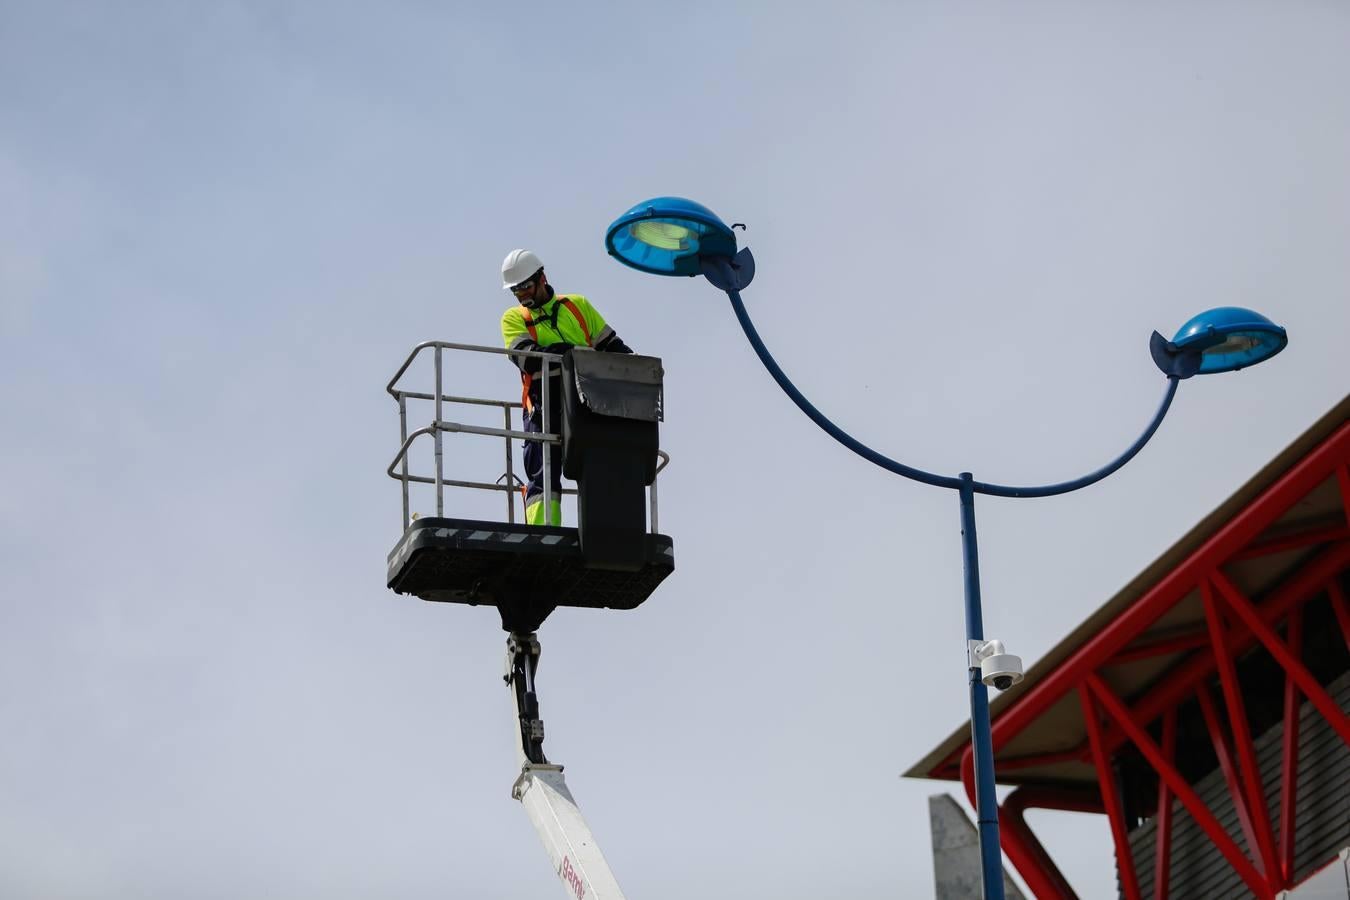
[505,633,626,900]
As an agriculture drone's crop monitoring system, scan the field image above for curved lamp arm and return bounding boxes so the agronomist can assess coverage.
[716,269,1180,499]
[970,377,1177,498]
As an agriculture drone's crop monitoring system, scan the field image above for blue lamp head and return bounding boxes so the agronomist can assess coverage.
[605,197,739,277]
[1150,306,1288,378]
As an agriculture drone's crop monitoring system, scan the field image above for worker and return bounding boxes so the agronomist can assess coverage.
[500,249,634,525]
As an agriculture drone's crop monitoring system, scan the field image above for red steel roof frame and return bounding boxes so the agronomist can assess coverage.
[909,396,1350,899]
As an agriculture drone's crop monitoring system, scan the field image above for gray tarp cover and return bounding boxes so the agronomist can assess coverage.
[572,349,664,422]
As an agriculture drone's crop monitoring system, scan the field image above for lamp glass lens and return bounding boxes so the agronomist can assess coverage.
[631,221,693,251]
[1202,334,1261,355]
[1196,328,1285,373]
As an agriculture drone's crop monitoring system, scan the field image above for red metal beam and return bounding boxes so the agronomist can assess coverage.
[1081,685,1143,900]
[990,748,1089,772]
[936,440,1350,782]
[1003,785,1105,818]
[998,820,1075,900]
[1201,581,1280,880]
[1084,673,1271,898]
[1210,570,1350,746]
[953,558,1349,878]
[983,421,1350,758]
[1154,708,1177,900]
[1337,463,1350,521]
[1195,685,1269,878]
[1233,523,1350,561]
[1108,630,1210,666]
[998,787,1100,900]
[1279,606,1303,885]
[958,759,1079,899]
[953,546,1348,799]
[1092,542,1350,758]
[1330,580,1350,652]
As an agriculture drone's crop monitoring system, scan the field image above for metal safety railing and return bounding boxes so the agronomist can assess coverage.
[386,340,669,532]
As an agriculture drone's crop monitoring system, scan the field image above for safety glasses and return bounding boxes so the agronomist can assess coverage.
[510,273,540,295]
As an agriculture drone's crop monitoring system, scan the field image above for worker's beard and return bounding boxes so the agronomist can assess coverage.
[521,285,553,310]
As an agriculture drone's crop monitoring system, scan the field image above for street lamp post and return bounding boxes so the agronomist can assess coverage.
[605,196,1289,900]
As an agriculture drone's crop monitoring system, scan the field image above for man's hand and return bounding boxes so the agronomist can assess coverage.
[522,343,575,374]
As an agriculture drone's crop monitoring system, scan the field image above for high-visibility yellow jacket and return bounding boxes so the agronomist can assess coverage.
[501,291,631,413]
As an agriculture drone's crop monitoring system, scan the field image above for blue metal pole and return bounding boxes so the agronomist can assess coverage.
[960,473,1005,900]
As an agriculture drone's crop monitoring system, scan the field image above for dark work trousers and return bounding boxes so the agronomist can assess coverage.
[522,385,563,525]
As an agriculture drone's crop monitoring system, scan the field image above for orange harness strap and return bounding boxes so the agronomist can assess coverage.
[559,298,591,344]
[520,308,539,414]
[518,300,592,415]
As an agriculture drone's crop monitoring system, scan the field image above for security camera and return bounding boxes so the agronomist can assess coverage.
[972,640,1024,691]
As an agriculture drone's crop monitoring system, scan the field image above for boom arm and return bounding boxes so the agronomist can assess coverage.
[505,633,626,900]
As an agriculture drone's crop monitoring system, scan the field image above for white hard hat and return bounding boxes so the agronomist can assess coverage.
[501,249,544,291]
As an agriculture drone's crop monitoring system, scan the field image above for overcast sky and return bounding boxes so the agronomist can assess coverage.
[3,2,1348,898]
